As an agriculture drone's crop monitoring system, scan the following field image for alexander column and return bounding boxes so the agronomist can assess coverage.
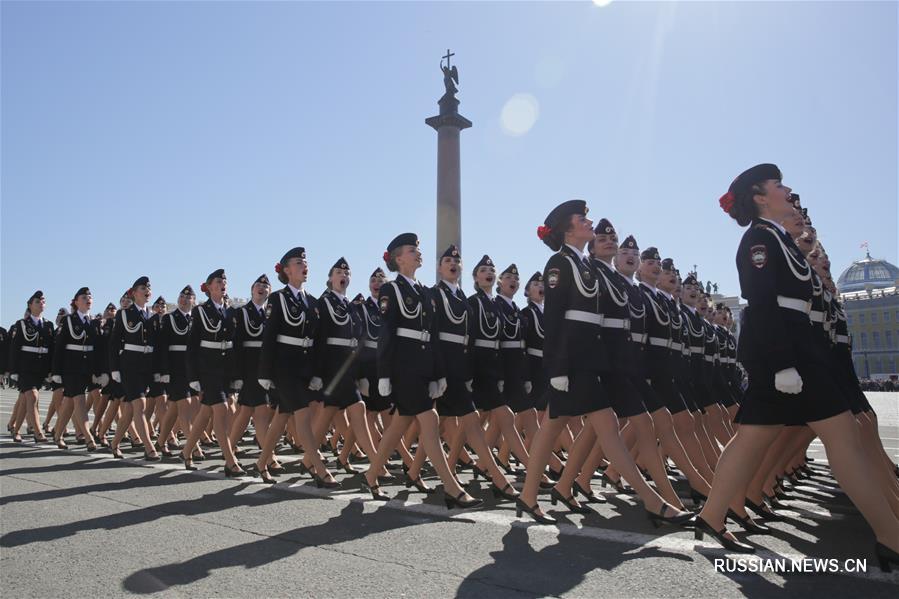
[425,49,472,273]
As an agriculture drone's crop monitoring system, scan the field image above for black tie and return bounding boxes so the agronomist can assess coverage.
[84,316,90,326]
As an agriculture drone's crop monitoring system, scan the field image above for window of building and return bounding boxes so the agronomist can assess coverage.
[860,332,868,348]
[873,332,881,348]
[847,314,853,325]
[886,311,892,322]
[888,356,896,373]
[871,312,878,323]
[887,330,894,349]
[859,313,866,324]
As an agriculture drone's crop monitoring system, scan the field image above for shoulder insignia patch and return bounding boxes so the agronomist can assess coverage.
[379,295,390,314]
[547,268,561,289]
[750,244,768,269]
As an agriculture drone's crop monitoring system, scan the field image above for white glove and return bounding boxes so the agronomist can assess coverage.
[232,380,243,391]
[378,378,392,397]
[258,378,273,390]
[111,371,121,383]
[153,373,161,383]
[497,380,505,393]
[51,375,62,384]
[97,373,109,387]
[10,373,18,382]
[524,381,533,395]
[160,374,170,384]
[465,380,473,393]
[774,367,803,395]
[428,381,440,399]
[357,378,370,397]
[308,377,323,391]
[550,376,569,392]
[436,377,447,397]
[189,381,202,392]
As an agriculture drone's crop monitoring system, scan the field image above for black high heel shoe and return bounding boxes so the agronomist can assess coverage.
[33,434,48,445]
[646,504,695,528]
[469,463,489,481]
[404,474,435,494]
[143,451,162,462]
[444,490,483,510]
[357,472,389,501]
[515,498,556,524]
[601,472,635,495]
[497,460,518,476]
[267,463,286,476]
[313,473,341,489]
[547,467,563,481]
[875,542,899,573]
[726,509,770,534]
[335,458,356,475]
[256,468,277,484]
[689,488,708,506]
[763,493,785,510]
[745,498,783,522]
[490,482,519,501]
[224,464,246,478]
[55,436,68,450]
[180,453,197,470]
[538,478,556,490]
[550,487,592,514]
[694,516,755,553]
[154,441,173,458]
[573,480,605,503]
[110,445,124,459]
[456,458,474,472]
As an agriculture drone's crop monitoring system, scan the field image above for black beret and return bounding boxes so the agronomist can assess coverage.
[728,163,782,196]
[789,193,801,207]
[472,254,495,276]
[682,274,698,286]
[501,264,519,277]
[28,290,44,303]
[541,199,587,236]
[73,287,91,299]
[352,293,365,304]
[153,296,166,307]
[526,271,543,286]
[120,290,131,300]
[640,247,661,261]
[331,257,350,271]
[205,269,226,283]
[254,274,271,287]
[132,276,150,289]
[619,235,639,250]
[180,285,195,296]
[386,233,419,253]
[594,218,616,235]
[105,302,116,311]
[660,258,675,272]
[370,267,385,278]
[441,244,461,259]
[279,247,306,265]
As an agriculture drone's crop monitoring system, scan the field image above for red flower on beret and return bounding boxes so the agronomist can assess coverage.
[537,225,552,240]
[383,251,390,263]
[126,289,134,298]
[274,263,283,274]
[719,192,735,213]
[200,282,208,293]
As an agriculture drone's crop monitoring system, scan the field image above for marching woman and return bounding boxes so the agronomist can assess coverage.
[517,201,694,526]
[179,269,244,476]
[697,164,899,568]
[521,272,549,424]
[50,287,100,451]
[90,302,117,444]
[698,292,736,439]
[41,309,69,438]
[107,277,161,460]
[309,258,381,476]
[252,248,337,487]
[229,275,275,453]
[431,244,519,500]
[8,291,55,444]
[354,268,395,449]
[360,233,481,509]
[155,285,197,457]
[146,296,169,437]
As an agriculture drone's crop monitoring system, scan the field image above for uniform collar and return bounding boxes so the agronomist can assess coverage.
[759,217,787,236]
[77,311,90,320]
[179,309,191,317]
[441,279,459,293]
[287,283,305,299]
[252,301,266,313]
[331,290,346,302]
[531,301,544,313]
[399,273,418,288]
[498,294,515,307]
[478,287,495,300]
[565,243,587,261]
[657,289,673,300]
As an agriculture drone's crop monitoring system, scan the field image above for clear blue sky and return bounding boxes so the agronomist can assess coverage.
[2,1,896,325]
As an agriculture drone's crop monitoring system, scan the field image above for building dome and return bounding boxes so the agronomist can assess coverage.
[837,251,899,293]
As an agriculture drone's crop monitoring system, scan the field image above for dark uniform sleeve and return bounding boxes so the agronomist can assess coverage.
[9,322,22,375]
[426,288,445,381]
[376,283,398,381]
[186,307,201,383]
[156,315,171,376]
[231,309,245,383]
[0,328,9,375]
[52,317,69,376]
[108,311,125,374]
[312,296,329,381]
[542,253,573,379]
[259,293,282,382]
[737,226,795,372]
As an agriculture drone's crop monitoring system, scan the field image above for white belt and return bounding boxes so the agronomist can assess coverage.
[836,334,850,344]
[242,341,262,348]
[631,332,647,344]
[602,317,630,330]
[564,310,603,326]
[474,339,500,350]
[200,340,233,350]
[648,337,670,348]
[168,344,187,352]
[21,346,49,354]
[124,344,154,354]
[362,340,378,349]
[397,328,431,343]
[726,357,736,364]
[326,337,358,348]
[669,342,683,351]
[809,310,825,323]
[500,340,525,349]
[823,322,831,332]
[527,348,543,358]
[777,296,811,314]
[276,335,314,348]
[438,332,468,345]
[690,347,703,354]
[65,344,94,351]
[703,355,715,363]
